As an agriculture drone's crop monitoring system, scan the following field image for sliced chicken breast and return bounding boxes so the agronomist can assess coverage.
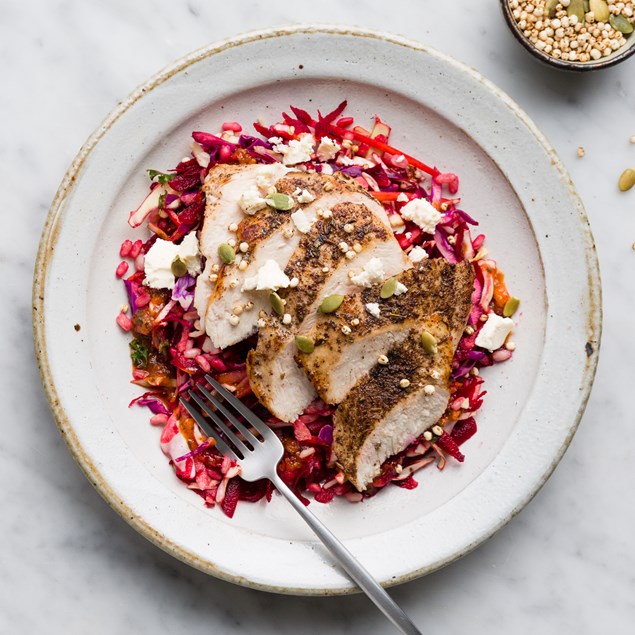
[194,163,291,323]
[333,315,454,491]
[205,172,397,349]
[297,260,474,404]
[247,201,412,422]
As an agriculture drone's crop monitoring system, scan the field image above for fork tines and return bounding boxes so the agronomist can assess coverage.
[179,375,273,461]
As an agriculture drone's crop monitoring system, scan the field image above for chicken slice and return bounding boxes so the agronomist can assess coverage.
[194,163,291,323]
[333,315,454,491]
[297,260,474,404]
[246,201,412,422]
[205,171,395,349]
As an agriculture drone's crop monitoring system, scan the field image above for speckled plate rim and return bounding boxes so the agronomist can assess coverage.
[33,25,602,596]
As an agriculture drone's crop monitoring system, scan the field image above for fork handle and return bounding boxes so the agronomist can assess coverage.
[271,474,422,635]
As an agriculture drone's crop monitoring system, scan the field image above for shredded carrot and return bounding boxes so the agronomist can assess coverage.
[492,269,511,310]
[370,191,401,202]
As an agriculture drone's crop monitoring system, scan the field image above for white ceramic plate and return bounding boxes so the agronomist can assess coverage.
[33,26,601,595]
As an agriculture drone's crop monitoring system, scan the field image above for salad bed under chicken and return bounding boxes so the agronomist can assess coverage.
[116,102,519,517]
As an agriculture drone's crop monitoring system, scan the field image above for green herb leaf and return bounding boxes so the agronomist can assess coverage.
[147,169,177,184]
[129,338,149,369]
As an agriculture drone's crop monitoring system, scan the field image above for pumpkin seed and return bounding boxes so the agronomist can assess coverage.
[170,256,188,278]
[420,331,438,355]
[218,243,236,264]
[503,296,521,317]
[568,0,585,21]
[269,292,285,316]
[618,168,635,192]
[590,0,610,22]
[318,294,344,314]
[545,0,560,18]
[610,14,634,34]
[265,192,295,211]
[295,335,315,354]
[380,277,398,299]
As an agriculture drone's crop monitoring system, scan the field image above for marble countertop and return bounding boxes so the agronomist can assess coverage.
[3,0,634,632]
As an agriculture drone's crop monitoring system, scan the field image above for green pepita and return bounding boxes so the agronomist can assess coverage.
[170,256,188,278]
[618,168,635,192]
[420,331,438,355]
[545,0,560,18]
[568,0,586,22]
[295,335,315,354]
[265,192,295,211]
[380,277,398,299]
[589,0,610,23]
[270,292,285,316]
[503,296,521,317]
[318,294,344,314]
[218,243,236,264]
[609,13,634,34]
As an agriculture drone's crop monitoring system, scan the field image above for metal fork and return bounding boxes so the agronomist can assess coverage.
[180,375,422,635]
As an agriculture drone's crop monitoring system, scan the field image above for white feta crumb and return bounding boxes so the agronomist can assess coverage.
[396,192,409,203]
[350,258,385,287]
[273,133,315,165]
[268,136,283,144]
[408,246,428,263]
[475,313,514,352]
[365,302,381,318]
[282,313,292,325]
[316,137,341,162]
[239,186,268,214]
[393,281,408,296]
[255,165,285,193]
[321,163,334,175]
[144,232,201,290]
[290,209,313,234]
[296,188,315,204]
[289,277,299,288]
[400,197,442,234]
[242,259,291,292]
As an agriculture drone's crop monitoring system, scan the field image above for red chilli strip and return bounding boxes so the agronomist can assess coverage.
[326,123,440,177]
[436,432,465,462]
[370,191,402,202]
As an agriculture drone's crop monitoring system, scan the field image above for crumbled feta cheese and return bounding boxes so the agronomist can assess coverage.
[294,188,315,204]
[255,165,284,194]
[242,259,291,291]
[290,209,313,234]
[408,246,428,263]
[394,282,408,296]
[144,232,201,290]
[240,186,268,214]
[268,136,283,145]
[475,313,514,352]
[350,258,385,287]
[396,192,409,203]
[400,197,442,234]
[321,163,334,175]
[282,313,292,325]
[316,137,341,162]
[273,133,315,165]
[365,302,381,318]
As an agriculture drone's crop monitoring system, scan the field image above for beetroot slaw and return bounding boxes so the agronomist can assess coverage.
[116,101,516,517]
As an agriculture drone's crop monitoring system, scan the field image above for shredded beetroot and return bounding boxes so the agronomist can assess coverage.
[119,102,517,517]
